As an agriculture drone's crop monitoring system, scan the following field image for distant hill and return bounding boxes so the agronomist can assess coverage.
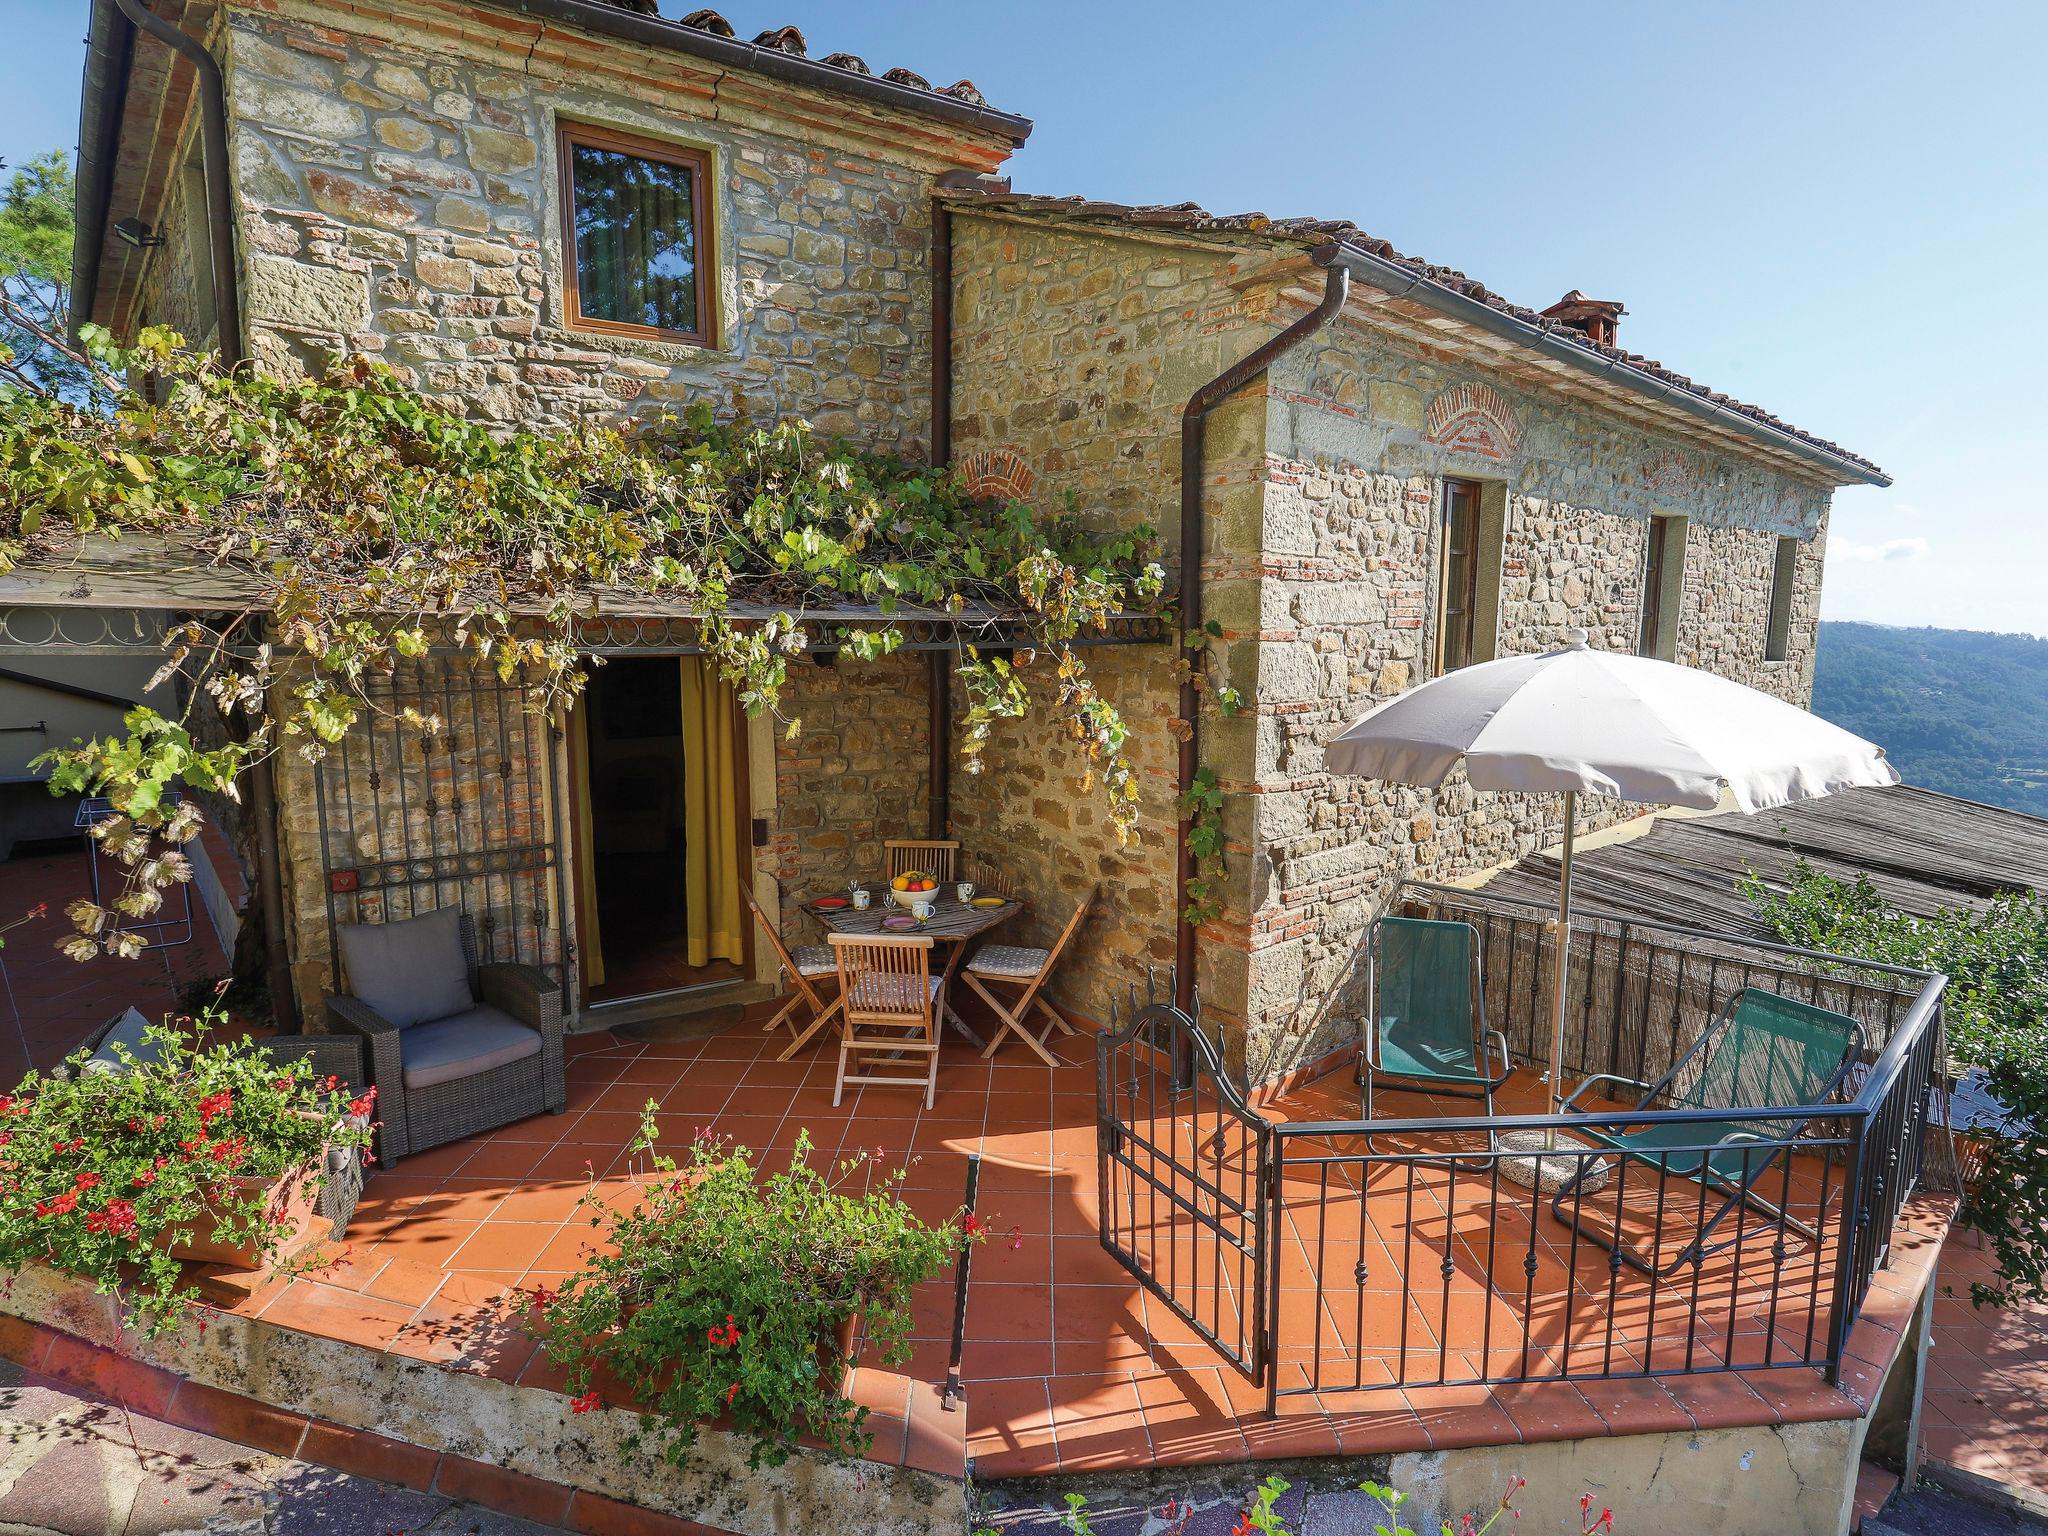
[1812,622,2048,818]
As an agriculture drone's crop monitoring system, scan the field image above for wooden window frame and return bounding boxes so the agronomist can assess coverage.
[1764,535,1799,663]
[1640,514,1685,659]
[557,121,718,348]
[1435,477,1485,674]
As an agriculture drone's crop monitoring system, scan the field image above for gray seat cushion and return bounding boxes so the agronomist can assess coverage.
[83,1007,165,1074]
[967,944,1048,981]
[398,1005,541,1090]
[337,908,472,1030]
[790,944,837,978]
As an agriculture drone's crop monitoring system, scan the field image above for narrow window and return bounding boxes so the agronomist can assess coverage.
[559,123,715,345]
[1436,478,1484,672]
[1765,536,1799,662]
[1640,514,1685,659]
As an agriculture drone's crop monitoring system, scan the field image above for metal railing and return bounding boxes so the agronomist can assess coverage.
[1096,883,1948,1412]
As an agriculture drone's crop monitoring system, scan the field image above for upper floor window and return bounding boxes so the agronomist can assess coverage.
[1764,535,1799,662]
[559,123,714,345]
[1640,514,1686,659]
[1436,478,1495,673]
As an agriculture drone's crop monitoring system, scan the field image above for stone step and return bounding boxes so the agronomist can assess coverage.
[1854,1459,1901,1532]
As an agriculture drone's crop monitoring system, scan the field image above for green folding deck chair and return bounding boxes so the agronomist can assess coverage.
[1551,986,1864,1277]
[1359,916,1511,1159]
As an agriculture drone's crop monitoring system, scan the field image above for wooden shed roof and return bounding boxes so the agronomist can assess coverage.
[1483,783,2048,936]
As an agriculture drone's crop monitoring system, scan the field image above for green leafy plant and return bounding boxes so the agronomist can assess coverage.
[1746,859,2048,1306]
[537,1114,974,1467]
[0,1015,373,1335]
[0,323,1165,967]
[1177,764,1227,926]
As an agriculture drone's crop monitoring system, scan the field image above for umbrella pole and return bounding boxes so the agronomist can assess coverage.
[1545,790,1577,1148]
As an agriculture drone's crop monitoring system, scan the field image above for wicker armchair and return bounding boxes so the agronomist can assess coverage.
[326,912,565,1165]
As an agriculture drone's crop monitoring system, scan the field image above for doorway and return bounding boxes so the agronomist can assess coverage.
[572,655,749,1005]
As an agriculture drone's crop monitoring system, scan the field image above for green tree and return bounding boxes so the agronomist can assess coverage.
[1748,860,2048,1306]
[0,149,84,399]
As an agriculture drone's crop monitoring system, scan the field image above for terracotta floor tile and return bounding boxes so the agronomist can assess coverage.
[1659,1369,1769,1429]
[259,1280,420,1350]
[446,1221,557,1276]
[1130,1367,1250,1466]
[1492,1380,1609,1443]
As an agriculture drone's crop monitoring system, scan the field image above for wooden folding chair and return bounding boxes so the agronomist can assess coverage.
[829,932,941,1108]
[960,854,1016,899]
[963,885,1095,1066]
[740,885,842,1061]
[883,839,959,882]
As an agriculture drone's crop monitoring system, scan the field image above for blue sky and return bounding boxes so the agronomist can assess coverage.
[6,0,2044,636]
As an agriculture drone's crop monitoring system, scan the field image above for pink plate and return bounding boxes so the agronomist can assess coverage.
[881,914,919,931]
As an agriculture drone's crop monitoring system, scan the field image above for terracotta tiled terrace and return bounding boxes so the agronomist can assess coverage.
[0,851,1979,1494]
[164,1013,1929,1479]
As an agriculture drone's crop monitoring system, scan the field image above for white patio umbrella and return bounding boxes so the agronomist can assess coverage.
[1327,630,1898,1121]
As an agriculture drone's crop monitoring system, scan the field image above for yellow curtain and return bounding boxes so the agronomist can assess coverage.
[570,706,605,988]
[681,656,746,967]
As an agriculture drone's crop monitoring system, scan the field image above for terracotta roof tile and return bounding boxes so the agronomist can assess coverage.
[664,9,995,122]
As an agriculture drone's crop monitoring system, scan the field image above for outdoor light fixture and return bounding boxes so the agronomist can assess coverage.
[112,217,164,249]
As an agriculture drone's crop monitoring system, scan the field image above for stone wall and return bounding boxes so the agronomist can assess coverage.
[221,0,1011,447]
[213,0,1011,1011]
[1234,319,1838,1079]
[760,652,932,940]
[946,211,1284,1030]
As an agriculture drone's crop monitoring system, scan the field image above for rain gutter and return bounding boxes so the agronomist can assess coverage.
[1173,252,1350,1014]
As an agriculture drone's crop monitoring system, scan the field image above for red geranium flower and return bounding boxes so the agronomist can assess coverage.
[35,1191,77,1218]
[85,1200,139,1239]
[569,1389,600,1414]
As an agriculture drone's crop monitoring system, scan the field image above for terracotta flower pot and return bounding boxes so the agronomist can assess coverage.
[817,1312,859,1394]
[166,1157,323,1269]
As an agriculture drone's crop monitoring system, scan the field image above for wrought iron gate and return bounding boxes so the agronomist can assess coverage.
[310,658,568,987]
[1096,989,1272,1383]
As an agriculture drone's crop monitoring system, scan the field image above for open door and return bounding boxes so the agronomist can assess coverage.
[570,655,749,1005]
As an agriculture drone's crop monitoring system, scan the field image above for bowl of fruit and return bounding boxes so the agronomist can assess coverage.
[888,872,941,910]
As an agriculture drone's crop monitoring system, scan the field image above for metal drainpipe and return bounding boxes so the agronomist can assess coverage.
[927,199,954,839]
[110,1,295,1024]
[1173,252,1350,1016]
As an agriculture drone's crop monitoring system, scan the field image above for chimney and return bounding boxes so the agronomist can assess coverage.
[1541,290,1626,348]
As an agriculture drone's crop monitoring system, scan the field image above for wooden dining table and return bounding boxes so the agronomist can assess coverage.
[799,884,1022,1049]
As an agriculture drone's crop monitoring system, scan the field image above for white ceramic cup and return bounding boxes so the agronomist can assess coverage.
[850,888,872,910]
[956,882,976,903]
[911,897,935,920]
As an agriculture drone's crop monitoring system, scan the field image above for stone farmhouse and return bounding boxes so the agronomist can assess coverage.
[64,0,1888,1084]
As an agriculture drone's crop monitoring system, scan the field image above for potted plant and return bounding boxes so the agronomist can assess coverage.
[538,1115,977,1467]
[0,1016,374,1336]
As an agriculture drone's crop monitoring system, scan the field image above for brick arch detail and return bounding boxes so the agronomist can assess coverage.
[1423,382,1521,460]
[957,446,1036,503]
[1643,448,1699,500]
